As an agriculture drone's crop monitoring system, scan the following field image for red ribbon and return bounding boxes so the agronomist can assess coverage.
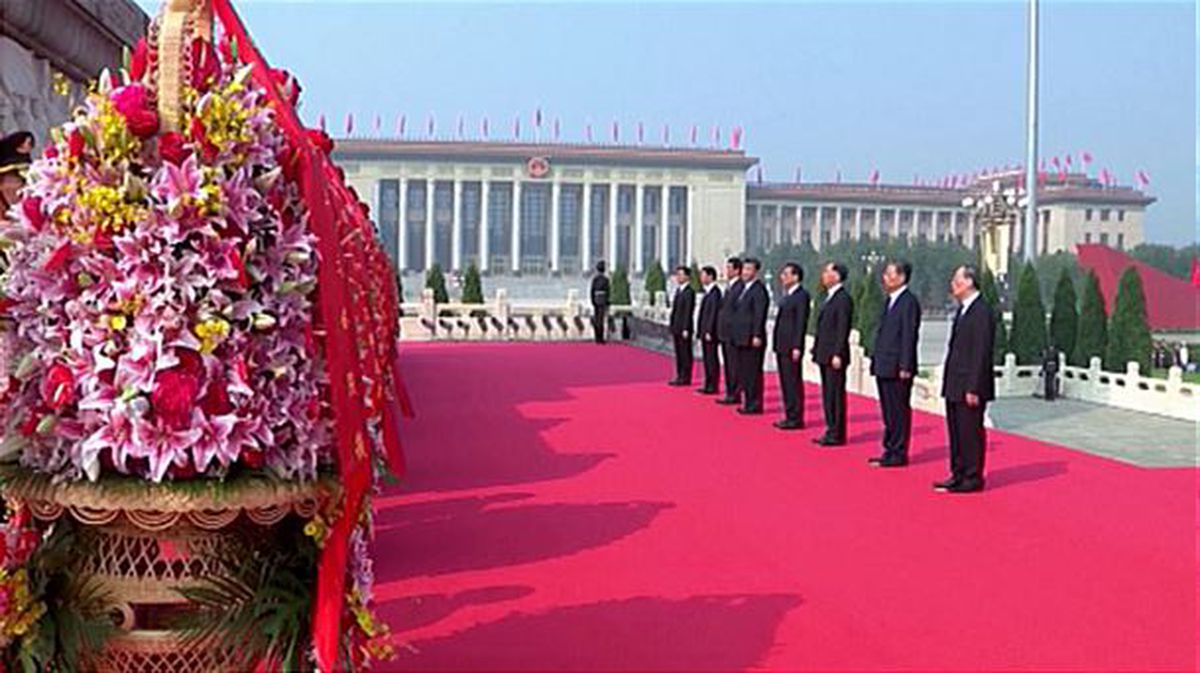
[209,1,406,668]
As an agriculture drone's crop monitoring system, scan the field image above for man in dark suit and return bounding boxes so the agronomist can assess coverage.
[696,266,723,395]
[715,257,745,406]
[668,266,696,386]
[590,260,610,344]
[937,264,997,494]
[732,257,770,415]
[869,260,922,467]
[772,262,810,430]
[812,262,852,446]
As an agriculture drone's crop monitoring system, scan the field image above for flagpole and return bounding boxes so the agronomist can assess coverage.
[1023,0,1039,262]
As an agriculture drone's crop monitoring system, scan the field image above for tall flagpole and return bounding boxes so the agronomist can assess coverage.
[1023,0,1039,261]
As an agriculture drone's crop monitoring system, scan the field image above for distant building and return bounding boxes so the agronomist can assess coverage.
[335,139,1156,276]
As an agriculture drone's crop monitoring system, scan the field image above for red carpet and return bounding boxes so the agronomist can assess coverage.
[375,343,1197,672]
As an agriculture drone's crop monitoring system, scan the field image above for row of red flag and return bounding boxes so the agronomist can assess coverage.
[324,111,747,149]
[750,160,1150,191]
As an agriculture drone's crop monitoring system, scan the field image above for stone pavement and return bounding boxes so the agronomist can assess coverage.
[988,397,1198,468]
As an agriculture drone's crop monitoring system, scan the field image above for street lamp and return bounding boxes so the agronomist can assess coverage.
[962,180,1020,281]
[861,249,884,276]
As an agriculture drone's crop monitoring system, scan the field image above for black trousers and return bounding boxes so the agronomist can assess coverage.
[876,377,914,459]
[672,334,694,383]
[701,337,721,391]
[736,345,766,411]
[592,306,608,343]
[775,353,804,423]
[819,365,847,442]
[721,341,740,399]
[946,401,987,485]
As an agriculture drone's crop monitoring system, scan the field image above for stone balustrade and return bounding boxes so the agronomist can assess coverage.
[401,292,1198,422]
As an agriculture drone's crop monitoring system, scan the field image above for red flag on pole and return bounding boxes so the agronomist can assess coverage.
[373,113,381,134]
[869,168,880,186]
[344,112,354,136]
[637,121,644,145]
[457,115,464,139]
[396,114,406,137]
[585,122,593,143]
[712,125,720,148]
[481,116,489,139]
[730,126,742,150]
[514,116,521,140]
[1135,169,1151,188]
[611,120,619,143]
[426,114,435,138]
[534,107,542,129]
[690,124,698,146]
[553,117,560,141]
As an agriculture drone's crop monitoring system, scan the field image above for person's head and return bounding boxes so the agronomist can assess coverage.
[724,256,743,280]
[595,260,607,274]
[950,264,980,301]
[0,131,33,211]
[881,259,912,293]
[701,265,718,284]
[779,262,803,288]
[741,257,761,282]
[674,265,691,285]
[0,172,22,211]
[821,261,848,289]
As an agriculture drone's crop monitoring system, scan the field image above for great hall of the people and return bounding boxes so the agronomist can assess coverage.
[334,139,1155,276]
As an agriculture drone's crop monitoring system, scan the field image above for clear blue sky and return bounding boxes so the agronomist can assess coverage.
[137,1,1196,244]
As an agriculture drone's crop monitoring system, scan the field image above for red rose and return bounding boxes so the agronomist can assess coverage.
[43,242,72,273]
[109,85,160,139]
[18,414,41,437]
[67,130,85,160]
[157,131,190,166]
[241,448,265,470]
[174,349,204,378]
[200,377,233,416]
[151,369,199,430]
[129,37,149,81]
[40,363,75,410]
[43,144,58,159]
[92,227,114,251]
[190,39,219,93]
[21,197,44,231]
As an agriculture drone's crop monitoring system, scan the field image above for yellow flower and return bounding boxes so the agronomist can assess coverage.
[194,318,231,354]
[77,183,143,234]
[109,314,127,331]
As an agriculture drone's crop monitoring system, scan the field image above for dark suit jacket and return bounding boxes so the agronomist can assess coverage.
[812,286,853,366]
[942,296,997,402]
[772,286,811,355]
[715,278,744,343]
[870,288,922,378]
[590,275,610,308]
[730,280,769,348]
[698,285,722,341]
[669,286,696,336]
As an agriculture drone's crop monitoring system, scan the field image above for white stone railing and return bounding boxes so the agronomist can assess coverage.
[399,288,643,341]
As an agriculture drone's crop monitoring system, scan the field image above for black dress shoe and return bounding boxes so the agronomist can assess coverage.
[946,480,984,493]
[773,420,804,430]
[737,407,763,416]
[668,380,687,387]
[932,477,961,491]
[696,387,718,395]
[716,397,741,406]
[877,457,908,468]
[813,437,845,447]
[867,456,885,465]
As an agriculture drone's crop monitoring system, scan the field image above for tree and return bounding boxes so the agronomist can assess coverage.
[644,261,666,305]
[1073,271,1107,367]
[1105,266,1152,373]
[980,269,1009,365]
[461,263,484,315]
[807,287,824,336]
[1129,242,1200,280]
[1009,262,1048,365]
[1033,251,1080,307]
[854,271,885,355]
[689,261,703,293]
[610,266,631,306]
[1048,268,1078,359]
[424,264,449,304]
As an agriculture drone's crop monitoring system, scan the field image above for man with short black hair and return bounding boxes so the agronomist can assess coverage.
[715,257,745,405]
[869,260,921,467]
[732,257,770,414]
[696,265,723,394]
[813,261,852,446]
[668,265,696,386]
[590,260,610,344]
[936,264,996,494]
[772,262,810,430]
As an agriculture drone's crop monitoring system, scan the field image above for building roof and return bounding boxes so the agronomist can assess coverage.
[1076,244,1200,331]
[748,170,1155,208]
[333,138,759,171]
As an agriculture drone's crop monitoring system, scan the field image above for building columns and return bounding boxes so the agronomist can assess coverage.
[854,207,863,240]
[581,182,592,271]
[814,205,824,251]
[397,177,408,271]
[424,179,434,270]
[550,181,561,272]
[685,186,695,264]
[608,183,618,267]
[451,180,463,271]
[511,180,522,273]
[479,180,490,271]
[634,183,645,273]
[660,184,670,269]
